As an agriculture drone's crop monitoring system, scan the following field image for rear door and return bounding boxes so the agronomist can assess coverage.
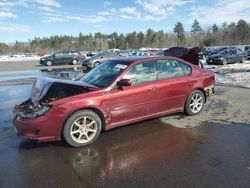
[150,59,192,114]
[235,49,244,62]
[62,52,72,64]
[109,60,157,127]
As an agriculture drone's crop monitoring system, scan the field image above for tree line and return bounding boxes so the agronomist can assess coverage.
[0,19,249,54]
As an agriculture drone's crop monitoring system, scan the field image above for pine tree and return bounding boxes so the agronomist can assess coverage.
[174,22,185,46]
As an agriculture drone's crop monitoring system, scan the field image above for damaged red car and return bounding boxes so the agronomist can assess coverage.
[13,56,214,147]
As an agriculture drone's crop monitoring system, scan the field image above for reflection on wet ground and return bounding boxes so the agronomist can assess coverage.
[0,120,250,188]
[0,84,32,129]
[0,67,88,85]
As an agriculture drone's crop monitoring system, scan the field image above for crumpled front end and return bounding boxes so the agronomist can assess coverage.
[13,76,94,142]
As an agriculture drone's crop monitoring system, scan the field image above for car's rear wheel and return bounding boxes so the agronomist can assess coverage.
[94,61,100,67]
[185,90,205,116]
[241,57,246,63]
[222,59,227,65]
[46,60,53,66]
[72,59,78,65]
[63,110,102,147]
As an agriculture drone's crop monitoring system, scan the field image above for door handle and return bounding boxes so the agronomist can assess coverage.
[147,87,156,92]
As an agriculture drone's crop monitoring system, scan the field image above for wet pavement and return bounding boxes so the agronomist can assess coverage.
[0,69,250,188]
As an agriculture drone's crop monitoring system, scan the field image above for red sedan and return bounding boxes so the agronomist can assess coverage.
[13,56,214,147]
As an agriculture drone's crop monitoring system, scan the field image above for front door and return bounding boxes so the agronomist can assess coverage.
[109,60,157,128]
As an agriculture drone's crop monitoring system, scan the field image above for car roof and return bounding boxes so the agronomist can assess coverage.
[109,56,151,64]
[108,55,185,65]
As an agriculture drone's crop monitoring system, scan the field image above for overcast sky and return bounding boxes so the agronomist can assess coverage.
[0,0,249,43]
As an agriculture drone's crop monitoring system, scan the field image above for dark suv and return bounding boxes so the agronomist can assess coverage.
[40,51,84,66]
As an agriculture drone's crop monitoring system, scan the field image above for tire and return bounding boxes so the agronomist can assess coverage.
[185,90,205,116]
[240,57,246,63]
[94,61,100,67]
[63,110,102,147]
[222,59,227,65]
[46,60,53,66]
[72,59,78,65]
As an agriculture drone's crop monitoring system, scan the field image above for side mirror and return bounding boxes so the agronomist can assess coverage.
[117,79,132,87]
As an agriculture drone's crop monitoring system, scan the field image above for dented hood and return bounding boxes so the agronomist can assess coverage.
[31,76,96,104]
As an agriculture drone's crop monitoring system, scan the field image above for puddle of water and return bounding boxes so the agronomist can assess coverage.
[0,84,32,128]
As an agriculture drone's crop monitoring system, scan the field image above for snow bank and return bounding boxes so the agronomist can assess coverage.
[204,61,250,88]
[0,55,40,62]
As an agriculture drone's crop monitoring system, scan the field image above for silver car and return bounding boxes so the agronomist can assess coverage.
[82,52,121,69]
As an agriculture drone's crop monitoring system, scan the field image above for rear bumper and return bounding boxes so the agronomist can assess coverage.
[205,85,215,97]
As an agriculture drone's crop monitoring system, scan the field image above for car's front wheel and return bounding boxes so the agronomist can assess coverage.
[185,90,205,116]
[46,60,53,66]
[72,59,78,65]
[63,110,102,147]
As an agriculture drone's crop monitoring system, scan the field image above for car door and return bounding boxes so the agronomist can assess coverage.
[149,59,192,115]
[64,51,73,64]
[53,52,63,64]
[235,49,244,62]
[227,49,236,63]
[109,60,157,128]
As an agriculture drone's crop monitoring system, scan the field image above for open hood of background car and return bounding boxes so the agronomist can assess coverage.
[164,47,200,66]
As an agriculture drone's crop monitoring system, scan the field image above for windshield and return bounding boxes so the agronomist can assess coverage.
[80,60,128,88]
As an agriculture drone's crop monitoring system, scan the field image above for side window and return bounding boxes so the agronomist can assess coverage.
[179,61,192,75]
[64,52,71,57]
[54,53,64,57]
[156,59,189,80]
[237,49,243,54]
[122,61,157,85]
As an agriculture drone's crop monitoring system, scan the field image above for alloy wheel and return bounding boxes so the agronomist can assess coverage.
[189,93,204,113]
[70,116,98,144]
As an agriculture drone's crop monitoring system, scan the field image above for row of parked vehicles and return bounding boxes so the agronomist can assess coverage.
[39,49,162,67]
[39,45,250,69]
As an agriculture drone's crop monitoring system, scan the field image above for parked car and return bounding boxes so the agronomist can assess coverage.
[156,48,168,56]
[146,49,158,55]
[206,47,246,65]
[82,52,121,69]
[244,46,250,51]
[84,51,98,59]
[40,50,84,66]
[118,50,133,57]
[245,50,250,60]
[13,56,214,147]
